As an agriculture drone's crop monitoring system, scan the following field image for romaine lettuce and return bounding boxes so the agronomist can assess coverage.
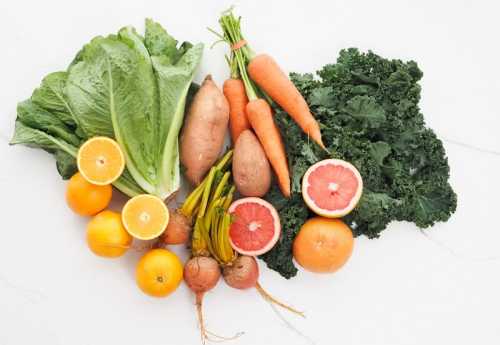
[11,19,203,199]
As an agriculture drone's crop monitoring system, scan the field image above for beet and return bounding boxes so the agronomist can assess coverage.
[163,209,191,245]
[223,255,259,289]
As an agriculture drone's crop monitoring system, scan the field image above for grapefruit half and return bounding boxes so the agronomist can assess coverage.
[302,159,363,218]
[228,197,281,256]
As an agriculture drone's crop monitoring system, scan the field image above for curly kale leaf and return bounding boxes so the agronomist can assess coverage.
[260,48,457,278]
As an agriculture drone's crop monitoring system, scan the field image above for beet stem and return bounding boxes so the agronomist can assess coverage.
[255,282,305,318]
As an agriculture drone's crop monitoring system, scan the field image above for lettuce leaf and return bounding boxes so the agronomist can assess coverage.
[11,19,201,199]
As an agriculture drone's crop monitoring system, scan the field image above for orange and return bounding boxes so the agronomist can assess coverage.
[122,194,169,240]
[86,210,132,258]
[77,136,125,185]
[66,172,112,216]
[293,217,354,273]
[136,249,183,297]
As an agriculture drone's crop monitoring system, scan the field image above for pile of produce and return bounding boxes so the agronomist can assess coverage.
[261,48,457,278]
[9,9,457,344]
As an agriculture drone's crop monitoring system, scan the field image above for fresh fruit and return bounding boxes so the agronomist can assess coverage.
[86,210,132,258]
[293,217,354,273]
[136,248,183,298]
[66,172,112,216]
[122,194,169,240]
[228,197,281,256]
[77,136,125,185]
[302,159,363,218]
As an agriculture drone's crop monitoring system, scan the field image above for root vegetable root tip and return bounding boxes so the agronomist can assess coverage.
[255,282,305,318]
[195,292,243,344]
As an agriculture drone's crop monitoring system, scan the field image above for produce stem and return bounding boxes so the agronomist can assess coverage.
[218,9,258,101]
[255,282,305,318]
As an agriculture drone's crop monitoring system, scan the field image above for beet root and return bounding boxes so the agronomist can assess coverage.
[223,255,259,289]
[163,209,191,245]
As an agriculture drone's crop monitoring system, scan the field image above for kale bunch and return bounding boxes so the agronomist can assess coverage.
[261,48,457,279]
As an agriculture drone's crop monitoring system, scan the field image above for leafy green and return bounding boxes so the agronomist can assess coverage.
[261,48,457,278]
[11,20,203,198]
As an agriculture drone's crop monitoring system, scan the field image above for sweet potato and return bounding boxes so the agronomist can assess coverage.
[232,130,271,197]
[180,75,229,185]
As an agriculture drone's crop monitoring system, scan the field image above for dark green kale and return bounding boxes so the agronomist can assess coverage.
[260,48,457,278]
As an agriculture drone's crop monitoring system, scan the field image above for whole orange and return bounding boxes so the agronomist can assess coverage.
[86,210,132,258]
[66,172,112,216]
[293,217,354,273]
[136,249,183,298]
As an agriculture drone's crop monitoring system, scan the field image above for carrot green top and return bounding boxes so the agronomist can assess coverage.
[216,9,259,101]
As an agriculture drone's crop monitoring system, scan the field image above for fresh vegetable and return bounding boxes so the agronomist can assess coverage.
[66,172,112,216]
[180,75,230,185]
[228,197,281,256]
[222,255,303,316]
[248,54,325,149]
[77,137,125,185]
[263,48,457,278]
[232,130,271,197]
[183,256,224,344]
[223,63,251,143]
[163,208,192,245]
[216,10,324,149]
[222,255,259,289]
[122,194,169,240]
[136,248,183,297]
[86,210,132,258]
[11,19,203,199]
[179,151,236,343]
[293,217,354,273]
[217,12,291,198]
[246,100,291,197]
[302,159,363,218]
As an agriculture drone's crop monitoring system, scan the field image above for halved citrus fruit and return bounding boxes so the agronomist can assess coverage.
[302,159,363,218]
[122,194,169,240]
[228,197,281,256]
[77,136,125,185]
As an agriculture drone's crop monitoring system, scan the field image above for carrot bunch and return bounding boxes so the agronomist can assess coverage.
[214,9,325,198]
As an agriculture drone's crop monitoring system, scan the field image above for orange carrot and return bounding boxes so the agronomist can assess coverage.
[246,99,290,197]
[223,78,251,143]
[248,54,325,149]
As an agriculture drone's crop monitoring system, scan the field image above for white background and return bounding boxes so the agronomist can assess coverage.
[1,1,499,344]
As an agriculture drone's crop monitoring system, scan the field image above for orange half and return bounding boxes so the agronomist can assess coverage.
[77,136,125,185]
[122,194,169,240]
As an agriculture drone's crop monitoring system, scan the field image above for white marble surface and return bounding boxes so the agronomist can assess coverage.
[1,1,499,344]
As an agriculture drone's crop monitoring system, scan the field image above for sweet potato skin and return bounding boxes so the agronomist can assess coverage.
[180,75,229,185]
[232,130,271,197]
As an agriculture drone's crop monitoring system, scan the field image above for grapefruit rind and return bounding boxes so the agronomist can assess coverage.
[302,159,363,218]
[122,194,169,240]
[77,136,125,186]
[228,197,281,256]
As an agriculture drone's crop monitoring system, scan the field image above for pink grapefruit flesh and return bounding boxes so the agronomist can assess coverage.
[302,159,363,218]
[228,197,281,256]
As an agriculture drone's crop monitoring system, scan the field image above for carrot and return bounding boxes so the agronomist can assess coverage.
[248,54,324,149]
[215,10,325,149]
[246,99,290,197]
[217,11,291,197]
[223,78,251,143]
